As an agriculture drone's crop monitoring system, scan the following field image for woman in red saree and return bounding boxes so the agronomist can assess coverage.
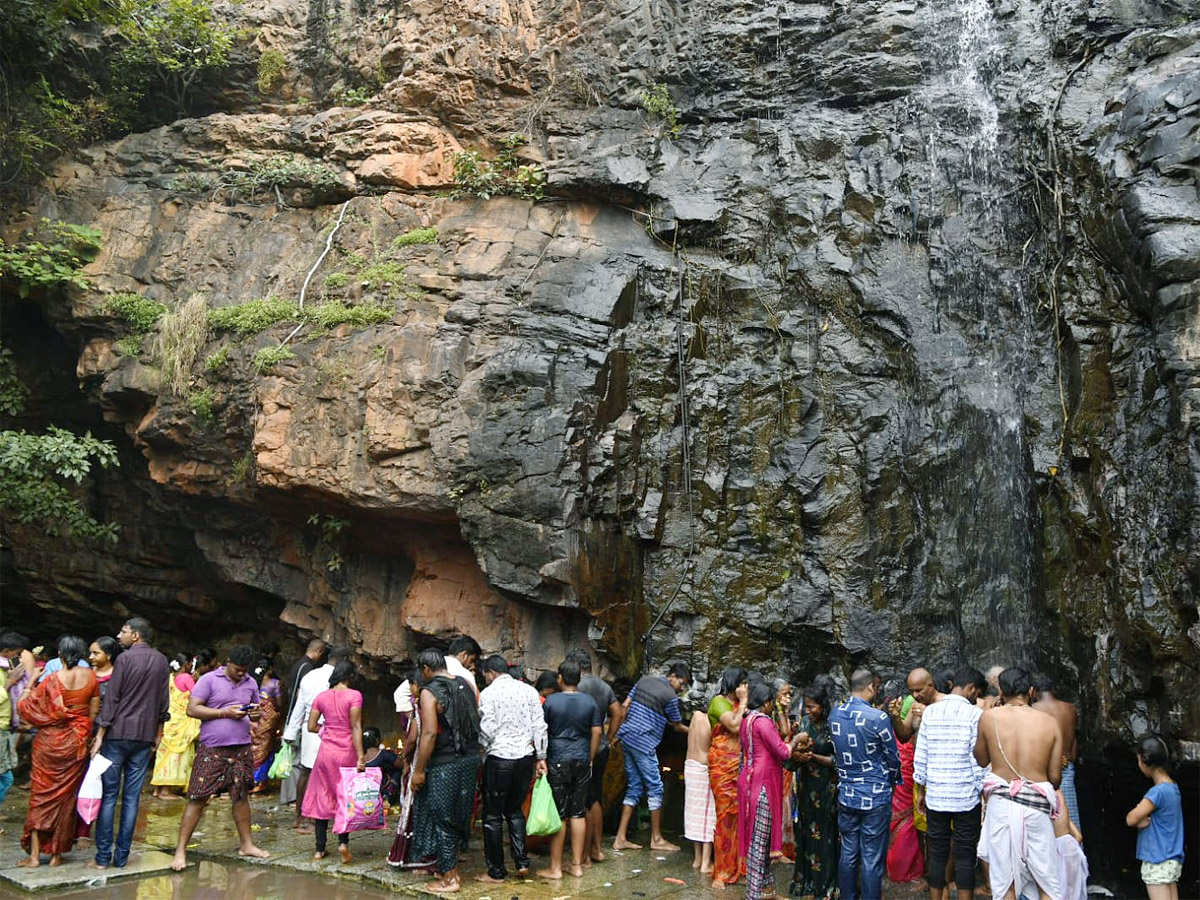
[707,666,748,889]
[17,635,98,867]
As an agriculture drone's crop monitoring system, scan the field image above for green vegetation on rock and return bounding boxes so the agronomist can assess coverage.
[204,344,231,372]
[451,135,546,201]
[209,296,298,336]
[306,302,394,328]
[391,227,438,249]
[257,48,286,94]
[168,155,341,205]
[640,82,682,139]
[252,344,296,373]
[0,221,101,297]
[154,294,208,395]
[186,386,217,425]
[105,292,167,333]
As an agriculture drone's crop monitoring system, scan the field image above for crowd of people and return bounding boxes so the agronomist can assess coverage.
[0,624,1186,900]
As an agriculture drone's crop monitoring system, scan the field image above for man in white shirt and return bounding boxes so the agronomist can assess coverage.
[445,635,481,699]
[914,666,986,900]
[282,644,349,832]
[476,654,546,884]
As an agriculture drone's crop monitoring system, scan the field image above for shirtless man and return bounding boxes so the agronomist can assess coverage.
[683,710,715,873]
[974,667,1063,900]
[1032,672,1080,835]
[977,666,1006,710]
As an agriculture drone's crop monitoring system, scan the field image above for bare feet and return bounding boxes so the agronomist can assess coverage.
[48,855,63,867]
[566,863,585,877]
[16,857,39,868]
[239,845,270,861]
[474,874,505,884]
[538,868,563,880]
[170,851,188,871]
[612,838,642,850]
[650,838,680,851]
[591,849,607,862]
[425,876,461,893]
[86,860,108,870]
[700,863,714,874]
[693,858,701,869]
[713,877,728,890]
[515,868,530,878]
[293,822,314,834]
[338,845,353,865]
[313,851,326,860]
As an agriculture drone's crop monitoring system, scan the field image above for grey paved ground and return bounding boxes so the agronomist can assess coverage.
[0,788,930,898]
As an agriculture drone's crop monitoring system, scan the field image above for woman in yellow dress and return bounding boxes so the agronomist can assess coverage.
[151,654,202,798]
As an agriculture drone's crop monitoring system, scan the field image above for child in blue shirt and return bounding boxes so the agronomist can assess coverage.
[1125,734,1183,900]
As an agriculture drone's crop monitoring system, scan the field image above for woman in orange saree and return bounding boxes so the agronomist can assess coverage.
[707,667,748,889]
[17,636,98,867]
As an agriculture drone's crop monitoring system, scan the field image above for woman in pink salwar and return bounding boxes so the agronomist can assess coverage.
[739,680,803,900]
[302,660,365,864]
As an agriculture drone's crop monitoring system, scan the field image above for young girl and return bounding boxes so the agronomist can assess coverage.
[1125,734,1183,900]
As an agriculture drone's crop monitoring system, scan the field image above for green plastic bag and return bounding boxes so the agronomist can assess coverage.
[525,775,562,836]
[268,741,293,779]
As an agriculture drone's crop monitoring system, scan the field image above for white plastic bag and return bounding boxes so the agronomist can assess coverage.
[76,754,113,824]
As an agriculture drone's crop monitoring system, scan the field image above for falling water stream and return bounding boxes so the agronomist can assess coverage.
[906,0,1043,667]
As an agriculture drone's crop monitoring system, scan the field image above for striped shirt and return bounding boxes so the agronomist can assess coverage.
[616,676,682,754]
[913,694,984,812]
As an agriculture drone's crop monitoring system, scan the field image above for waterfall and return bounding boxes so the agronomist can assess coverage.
[906,0,1043,667]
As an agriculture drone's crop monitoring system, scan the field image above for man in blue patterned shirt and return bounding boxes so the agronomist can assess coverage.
[830,667,901,900]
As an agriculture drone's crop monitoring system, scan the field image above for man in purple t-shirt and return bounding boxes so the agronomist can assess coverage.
[169,645,270,871]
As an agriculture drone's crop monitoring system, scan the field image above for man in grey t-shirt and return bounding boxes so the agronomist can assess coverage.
[567,649,623,862]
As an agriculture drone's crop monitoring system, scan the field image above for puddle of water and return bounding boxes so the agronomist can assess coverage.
[29,859,397,900]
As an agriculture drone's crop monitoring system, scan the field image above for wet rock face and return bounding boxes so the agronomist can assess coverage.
[2,0,1196,793]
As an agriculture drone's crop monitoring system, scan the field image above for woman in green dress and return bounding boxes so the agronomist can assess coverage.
[790,675,838,899]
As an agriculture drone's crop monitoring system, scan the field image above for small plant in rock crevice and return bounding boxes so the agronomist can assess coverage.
[640,82,682,139]
[204,344,231,372]
[451,135,546,201]
[307,513,349,572]
[252,344,295,373]
[153,293,208,395]
[186,387,217,426]
[167,154,341,205]
[391,227,438,249]
[257,48,286,93]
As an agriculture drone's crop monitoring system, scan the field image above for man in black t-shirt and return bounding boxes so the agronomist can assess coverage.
[540,658,601,880]
[567,648,623,861]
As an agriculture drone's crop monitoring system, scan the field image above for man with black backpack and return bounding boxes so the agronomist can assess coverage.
[411,647,481,894]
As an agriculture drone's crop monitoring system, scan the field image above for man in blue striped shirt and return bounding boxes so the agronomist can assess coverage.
[830,668,901,900]
[914,666,987,900]
[612,662,690,852]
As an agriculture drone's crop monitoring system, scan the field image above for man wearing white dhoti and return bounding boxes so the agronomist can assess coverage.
[973,666,1064,900]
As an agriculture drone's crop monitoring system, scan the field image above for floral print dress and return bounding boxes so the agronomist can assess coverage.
[790,714,838,899]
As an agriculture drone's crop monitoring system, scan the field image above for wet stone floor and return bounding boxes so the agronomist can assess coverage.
[0,790,931,899]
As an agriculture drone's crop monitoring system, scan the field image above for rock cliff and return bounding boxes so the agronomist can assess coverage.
[2,0,1197,872]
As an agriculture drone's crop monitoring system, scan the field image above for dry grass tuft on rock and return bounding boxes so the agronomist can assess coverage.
[154,293,209,396]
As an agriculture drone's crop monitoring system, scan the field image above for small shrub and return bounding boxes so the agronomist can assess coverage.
[640,83,682,139]
[105,292,167,333]
[252,344,296,373]
[359,261,408,298]
[316,359,352,384]
[204,344,231,372]
[186,386,217,426]
[114,335,144,357]
[451,135,545,201]
[168,172,218,194]
[342,250,367,271]
[371,344,387,361]
[153,293,208,395]
[257,48,286,94]
[333,85,372,107]
[0,221,102,297]
[307,302,394,329]
[209,296,298,336]
[227,450,254,485]
[324,272,349,289]
[391,227,438,249]
[0,349,29,417]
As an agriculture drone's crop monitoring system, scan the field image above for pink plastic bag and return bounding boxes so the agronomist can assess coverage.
[76,754,112,824]
[334,766,385,833]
